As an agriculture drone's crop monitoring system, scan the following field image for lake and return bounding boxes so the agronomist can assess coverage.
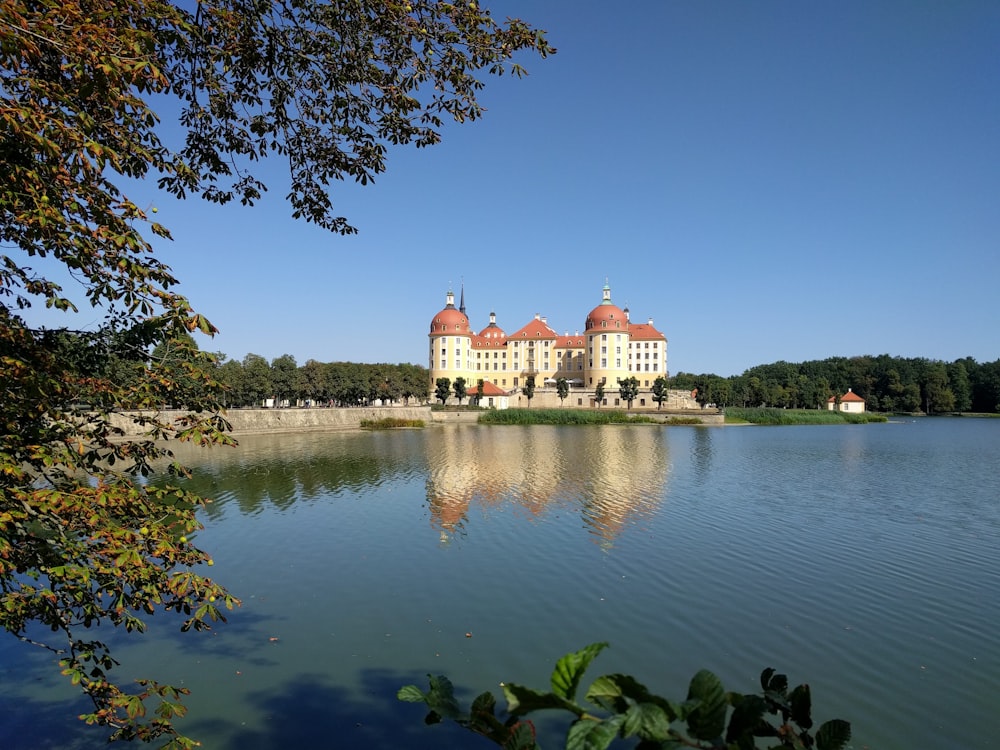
[2,418,998,749]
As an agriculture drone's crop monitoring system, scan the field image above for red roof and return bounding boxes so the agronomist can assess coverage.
[429,306,471,334]
[627,322,666,341]
[509,317,558,339]
[828,389,865,402]
[469,380,507,396]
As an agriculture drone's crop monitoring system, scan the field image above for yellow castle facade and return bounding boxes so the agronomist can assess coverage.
[428,283,669,407]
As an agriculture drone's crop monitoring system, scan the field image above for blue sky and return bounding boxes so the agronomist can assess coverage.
[31,1,1000,377]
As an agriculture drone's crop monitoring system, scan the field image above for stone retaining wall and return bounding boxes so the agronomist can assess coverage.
[108,403,722,435]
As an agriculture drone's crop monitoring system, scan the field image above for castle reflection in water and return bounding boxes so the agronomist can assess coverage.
[424,425,671,546]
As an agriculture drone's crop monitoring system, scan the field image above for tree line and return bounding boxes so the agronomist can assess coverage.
[213,354,430,407]
[670,355,1000,413]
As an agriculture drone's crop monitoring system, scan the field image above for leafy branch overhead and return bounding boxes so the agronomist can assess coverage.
[399,643,852,750]
[1,1,552,746]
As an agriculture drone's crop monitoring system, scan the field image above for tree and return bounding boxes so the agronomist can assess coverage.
[242,353,274,406]
[475,378,485,406]
[454,376,468,405]
[522,374,535,407]
[651,376,668,410]
[947,360,973,412]
[594,381,605,407]
[270,354,298,406]
[297,359,328,405]
[618,376,639,409]
[556,377,569,405]
[435,377,452,406]
[1,0,551,744]
[922,362,955,414]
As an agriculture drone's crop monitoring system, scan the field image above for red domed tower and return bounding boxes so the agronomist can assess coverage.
[584,282,631,390]
[428,289,473,392]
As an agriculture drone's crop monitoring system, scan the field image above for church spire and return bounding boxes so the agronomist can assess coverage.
[459,280,466,315]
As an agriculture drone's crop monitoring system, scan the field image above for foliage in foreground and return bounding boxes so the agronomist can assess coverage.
[1,0,551,745]
[724,408,887,426]
[479,409,659,426]
[359,417,425,429]
[399,642,851,750]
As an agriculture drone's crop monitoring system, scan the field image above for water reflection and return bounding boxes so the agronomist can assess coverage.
[164,431,426,517]
[166,426,673,546]
[425,425,671,546]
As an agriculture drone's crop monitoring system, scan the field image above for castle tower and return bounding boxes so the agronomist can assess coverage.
[428,289,473,392]
[584,282,631,391]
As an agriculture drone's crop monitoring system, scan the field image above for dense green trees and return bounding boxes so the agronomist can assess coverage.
[208,356,430,407]
[671,355,1000,413]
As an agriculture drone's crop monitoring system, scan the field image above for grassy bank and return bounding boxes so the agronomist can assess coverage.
[478,408,659,425]
[359,417,426,429]
[724,408,888,425]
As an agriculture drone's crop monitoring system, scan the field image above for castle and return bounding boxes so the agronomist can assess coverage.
[428,283,674,409]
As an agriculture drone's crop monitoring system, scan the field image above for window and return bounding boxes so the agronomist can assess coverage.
[616,359,621,368]
[602,334,607,341]
[653,363,658,371]
[616,346,621,355]
[513,377,518,387]
[601,346,607,354]
[601,358,607,368]
[440,360,446,368]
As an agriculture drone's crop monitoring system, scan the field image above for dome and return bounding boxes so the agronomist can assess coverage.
[477,311,505,339]
[584,283,627,332]
[429,290,471,334]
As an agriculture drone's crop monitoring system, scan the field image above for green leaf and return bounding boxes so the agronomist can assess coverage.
[788,683,812,729]
[762,668,788,695]
[566,715,624,750]
[397,685,426,703]
[470,690,498,716]
[423,674,462,720]
[551,642,609,701]
[815,719,851,750]
[586,673,675,718]
[621,702,671,741]
[725,693,766,744]
[685,669,728,741]
[503,721,540,750]
[502,683,579,717]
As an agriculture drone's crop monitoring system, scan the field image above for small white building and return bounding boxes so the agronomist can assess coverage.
[827,388,866,413]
